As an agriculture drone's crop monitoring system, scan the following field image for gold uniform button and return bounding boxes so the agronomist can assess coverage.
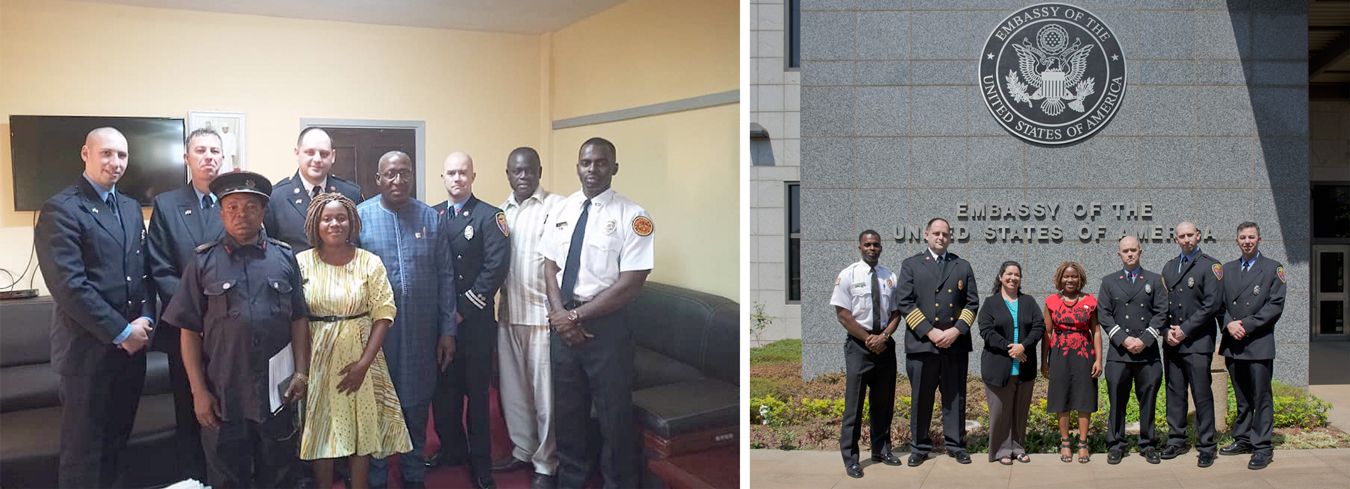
[949,304,953,307]
[936,303,940,307]
[1126,316,1129,320]
[948,289,952,293]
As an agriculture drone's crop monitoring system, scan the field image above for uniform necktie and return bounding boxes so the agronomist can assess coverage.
[201,194,213,210]
[1129,271,1136,283]
[1179,255,1188,273]
[870,267,882,333]
[560,199,592,305]
[311,185,321,198]
[938,254,947,274]
[106,193,124,240]
[1243,262,1250,273]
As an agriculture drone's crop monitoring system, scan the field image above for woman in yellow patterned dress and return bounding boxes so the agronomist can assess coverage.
[298,193,411,489]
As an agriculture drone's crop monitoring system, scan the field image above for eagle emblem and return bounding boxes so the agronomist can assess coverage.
[1007,24,1096,116]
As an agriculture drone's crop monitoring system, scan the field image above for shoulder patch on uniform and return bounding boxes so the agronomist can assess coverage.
[1277,266,1285,283]
[495,211,509,237]
[1212,263,1223,280]
[834,277,840,286]
[266,237,291,249]
[632,215,654,237]
[194,240,219,253]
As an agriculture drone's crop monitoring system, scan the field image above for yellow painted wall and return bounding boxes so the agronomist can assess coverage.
[545,0,740,299]
[0,0,541,295]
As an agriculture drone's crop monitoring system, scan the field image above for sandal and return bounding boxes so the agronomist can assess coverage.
[1017,453,1031,463]
[1078,437,1091,463]
[1060,438,1073,463]
[998,456,1013,465]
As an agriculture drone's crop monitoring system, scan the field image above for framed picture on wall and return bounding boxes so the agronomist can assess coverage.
[187,110,246,172]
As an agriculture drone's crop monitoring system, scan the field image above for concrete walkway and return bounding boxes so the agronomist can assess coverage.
[750,448,1350,488]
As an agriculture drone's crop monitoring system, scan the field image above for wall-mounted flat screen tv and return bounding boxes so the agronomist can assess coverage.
[10,115,186,211]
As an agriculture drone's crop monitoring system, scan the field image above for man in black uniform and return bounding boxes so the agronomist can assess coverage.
[829,230,900,478]
[147,127,228,480]
[162,171,312,488]
[1158,221,1222,467]
[429,151,511,489]
[894,217,978,466]
[1217,222,1285,470]
[35,127,155,488]
[263,127,362,251]
[1098,236,1168,465]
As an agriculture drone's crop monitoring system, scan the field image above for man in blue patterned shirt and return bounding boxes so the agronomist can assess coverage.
[356,151,457,488]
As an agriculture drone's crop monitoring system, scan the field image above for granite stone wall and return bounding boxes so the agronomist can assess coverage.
[799,0,1311,386]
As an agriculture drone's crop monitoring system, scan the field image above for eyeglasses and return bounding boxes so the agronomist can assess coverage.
[379,170,414,182]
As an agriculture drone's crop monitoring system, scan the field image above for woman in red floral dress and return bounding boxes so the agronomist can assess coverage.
[1041,261,1102,463]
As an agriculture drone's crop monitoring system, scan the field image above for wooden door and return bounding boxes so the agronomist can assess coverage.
[316,127,417,201]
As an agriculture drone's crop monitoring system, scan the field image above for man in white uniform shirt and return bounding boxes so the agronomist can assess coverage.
[494,147,565,489]
[830,230,901,479]
[541,137,653,489]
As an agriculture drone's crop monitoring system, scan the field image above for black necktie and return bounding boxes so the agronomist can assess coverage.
[311,185,321,198]
[1243,262,1250,273]
[938,254,947,274]
[1179,255,1188,273]
[870,268,882,333]
[1129,271,1136,283]
[106,194,125,241]
[202,194,213,210]
[559,199,592,305]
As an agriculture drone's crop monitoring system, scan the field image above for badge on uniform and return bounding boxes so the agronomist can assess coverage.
[604,220,616,235]
[886,278,893,288]
[632,215,654,237]
[1277,266,1286,283]
[1254,285,1260,295]
[853,282,866,288]
[1212,263,1223,280]
[1144,283,1152,294]
[958,280,964,290]
[495,212,510,237]
[464,225,475,240]
[1188,277,1195,288]
[185,209,192,215]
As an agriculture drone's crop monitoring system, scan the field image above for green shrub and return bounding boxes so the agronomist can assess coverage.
[750,339,801,364]
[1224,379,1332,429]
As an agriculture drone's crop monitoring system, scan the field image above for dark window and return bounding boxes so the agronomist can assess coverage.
[786,0,800,69]
[787,182,801,302]
[1312,184,1350,240]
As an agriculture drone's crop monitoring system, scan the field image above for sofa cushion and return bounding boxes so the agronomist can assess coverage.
[0,363,60,413]
[633,346,705,391]
[632,378,738,439]
[629,283,739,385]
[0,393,176,488]
[0,298,54,368]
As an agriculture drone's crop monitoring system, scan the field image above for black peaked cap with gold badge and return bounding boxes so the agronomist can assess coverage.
[209,170,272,202]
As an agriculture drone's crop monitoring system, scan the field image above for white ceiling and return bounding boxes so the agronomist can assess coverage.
[76,0,629,34]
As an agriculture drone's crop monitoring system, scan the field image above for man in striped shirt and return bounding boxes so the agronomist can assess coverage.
[493,147,565,489]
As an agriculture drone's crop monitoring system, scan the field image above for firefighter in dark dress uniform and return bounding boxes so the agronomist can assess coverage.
[1098,236,1168,465]
[1159,222,1222,467]
[893,218,979,466]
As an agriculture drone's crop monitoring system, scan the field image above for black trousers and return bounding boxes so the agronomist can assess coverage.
[552,311,637,489]
[1105,360,1162,451]
[158,326,207,480]
[200,406,300,489]
[1227,358,1274,455]
[58,352,146,488]
[1164,350,1215,453]
[840,336,896,466]
[433,313,498,479]
[906,352,967,455]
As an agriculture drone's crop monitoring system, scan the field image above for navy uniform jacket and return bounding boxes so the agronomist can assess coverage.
[1098,268,1168,363]
[147,185,224,346]
[435,196,510,322]
[1160,251,1223,354]
[893,250,979,355]
[36,178,156,375]
[162,234,308,423]
[1218,256,1285,361]
[262,172,361,252]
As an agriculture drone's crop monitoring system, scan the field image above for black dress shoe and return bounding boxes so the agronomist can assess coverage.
[846,463,864,478]
[1160,445,1188,460]
[871,453,903,466]
[474,475,497,489]
[1220,442,1254,455]
[1248,452,1272,470]
[948,450,972,464]
[530,473,555,489]
[1142,447,1160,464]
[1107,449,1123,465]
[1197,451,1216,468]
[908,453,928,467]
[491,457,531,473]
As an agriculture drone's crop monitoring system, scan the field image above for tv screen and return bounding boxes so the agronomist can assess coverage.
[9,115,187,211]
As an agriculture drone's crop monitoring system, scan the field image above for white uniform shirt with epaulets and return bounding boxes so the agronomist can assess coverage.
[540,188,654,302]
[829,260,898,330]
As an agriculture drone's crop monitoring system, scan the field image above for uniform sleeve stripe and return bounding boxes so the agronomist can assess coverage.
[905,309,926,329]
[1108,326,1120,338]
[466,291,487,309]
[1148,328,1161,340]
[959,309,976,325]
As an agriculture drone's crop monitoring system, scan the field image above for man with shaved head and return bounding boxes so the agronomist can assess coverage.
[1158,222,1223,467]
[493,147,565,488]
[36,127,156,487]
[430,151,511,489]
[356,151,458,488]
[1098,236,1168,465]
[263,127,362,251]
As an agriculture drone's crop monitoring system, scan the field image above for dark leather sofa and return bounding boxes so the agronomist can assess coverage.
[0,296,178,488]
[628,283,739,488]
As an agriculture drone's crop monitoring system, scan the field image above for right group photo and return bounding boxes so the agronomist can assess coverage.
[748,1,1349,487]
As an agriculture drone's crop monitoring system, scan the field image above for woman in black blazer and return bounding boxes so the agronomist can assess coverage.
[977,261,1045,464]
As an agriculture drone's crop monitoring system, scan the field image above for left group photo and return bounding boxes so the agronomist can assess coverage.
[0,1,742,488]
